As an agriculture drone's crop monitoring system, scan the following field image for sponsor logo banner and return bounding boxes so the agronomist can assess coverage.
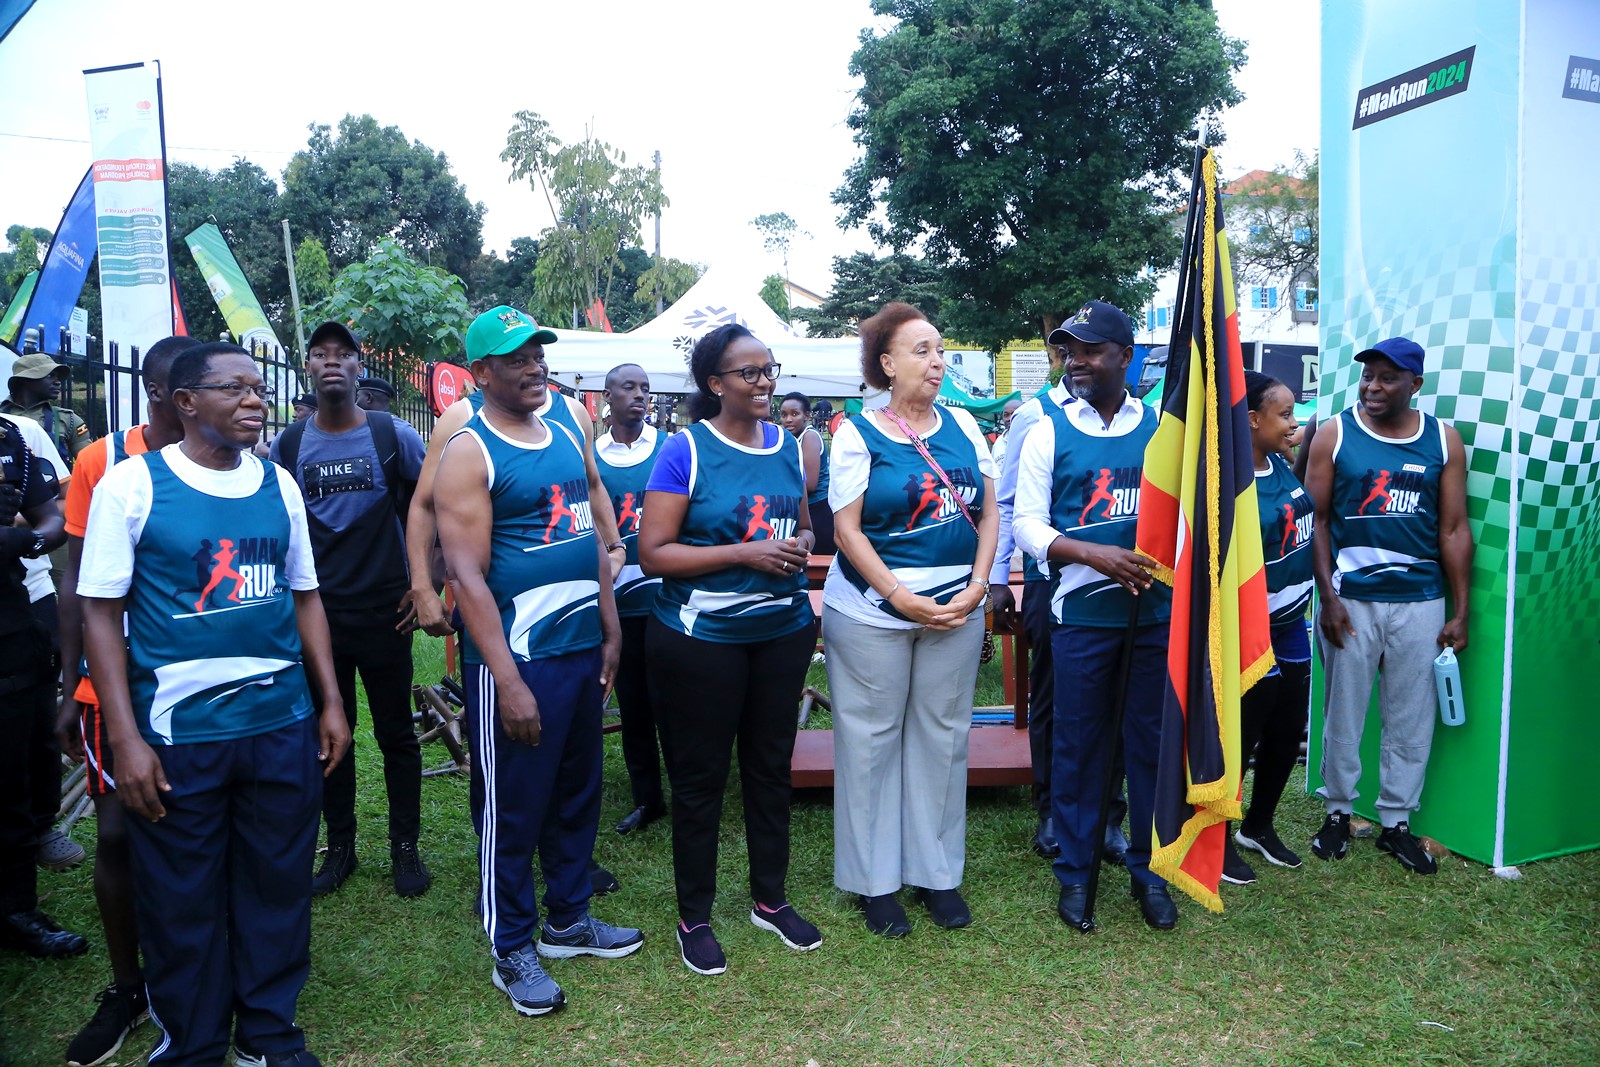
[1352,46,1475,129]
[1563,55,1600,103]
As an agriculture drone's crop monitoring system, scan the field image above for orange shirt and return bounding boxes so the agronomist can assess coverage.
[66,425,149,704]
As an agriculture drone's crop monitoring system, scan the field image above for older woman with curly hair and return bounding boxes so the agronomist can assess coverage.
[823,302,998,937]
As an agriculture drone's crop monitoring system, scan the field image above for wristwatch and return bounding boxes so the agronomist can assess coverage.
[23,532,47,559]
[606,541,625,553]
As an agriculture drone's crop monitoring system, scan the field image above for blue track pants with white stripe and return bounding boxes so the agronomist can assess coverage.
[466,647,604,956]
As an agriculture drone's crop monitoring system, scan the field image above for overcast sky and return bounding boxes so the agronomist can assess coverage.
[0,0,1318,295]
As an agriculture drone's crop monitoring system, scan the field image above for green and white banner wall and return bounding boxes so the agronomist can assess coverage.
[1317,0,1600,867]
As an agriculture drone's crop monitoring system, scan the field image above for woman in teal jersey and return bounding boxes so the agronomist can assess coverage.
[823,302,998,937]
[1228,372,1316,882]
[779,391,834,555]
[638,324,822,976]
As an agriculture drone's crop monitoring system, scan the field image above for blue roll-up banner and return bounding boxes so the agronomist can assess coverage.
[0,0,40,48]
[17,167,99,355]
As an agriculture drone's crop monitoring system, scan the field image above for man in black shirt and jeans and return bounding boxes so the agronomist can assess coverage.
[0,423,77,956]
[271,322,431,897]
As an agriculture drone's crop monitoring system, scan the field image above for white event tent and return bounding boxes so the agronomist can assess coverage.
[540,264,867,401]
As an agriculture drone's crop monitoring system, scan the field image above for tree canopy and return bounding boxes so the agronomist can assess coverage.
[308,238,468,373]
[793,251,946,337]
[835,0,1243,351]
[502,112,667,328]
[1227,153,1318,298]
[282,114,485,279]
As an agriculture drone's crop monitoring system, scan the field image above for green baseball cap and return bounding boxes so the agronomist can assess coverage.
[466,306,558,362]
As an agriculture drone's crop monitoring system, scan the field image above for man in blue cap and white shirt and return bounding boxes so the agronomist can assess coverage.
[1303,336,1473,875]
[1013,299,1176,931]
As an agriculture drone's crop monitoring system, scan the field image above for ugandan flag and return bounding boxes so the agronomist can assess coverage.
[1135,148,1274,912]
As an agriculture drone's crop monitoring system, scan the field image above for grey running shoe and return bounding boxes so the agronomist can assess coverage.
[492,944,566,1015]
[536,916,644,959]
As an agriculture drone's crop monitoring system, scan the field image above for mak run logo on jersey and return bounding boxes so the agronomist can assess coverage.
[613,490,643,537]
[1076,466,1142,525]
[901,468,979,531]
[533,478,595,544]
[1277,486,1316,558]
[1357,465,1429,517]
[734,493,802,542]
[186,537,283,617]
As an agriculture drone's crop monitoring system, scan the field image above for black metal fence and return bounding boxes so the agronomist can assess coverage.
[47,327,435,442]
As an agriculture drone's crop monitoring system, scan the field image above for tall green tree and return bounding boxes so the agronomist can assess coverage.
[793,251,946,337]
[293,235,333,306]
[309,238,468,375]
[166,160,288,345]
[633,255,704,313]
[465,236,540,314]
[835,0,1243,351]
[751,212,809,278]
[3,226,45,291]
[501,111,668,327]
[759,274,792,323]
[283,115,485,278]
[1227,152,1318,300]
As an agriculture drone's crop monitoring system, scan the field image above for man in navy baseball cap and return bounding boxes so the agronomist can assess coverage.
[1354,337,1425,377]
[1047,300,1136,350]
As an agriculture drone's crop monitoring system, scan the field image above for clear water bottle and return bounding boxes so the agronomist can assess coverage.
[1434,647,1465,727]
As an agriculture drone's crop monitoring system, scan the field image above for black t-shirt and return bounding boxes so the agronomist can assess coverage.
[0,426,56,636]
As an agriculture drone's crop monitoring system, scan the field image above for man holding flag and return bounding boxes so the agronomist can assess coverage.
[1013,299,1177,931]
[1135,146,1274,914]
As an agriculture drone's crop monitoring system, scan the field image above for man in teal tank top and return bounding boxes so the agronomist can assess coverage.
[435,310,641,1019]
[79,343,350,1067]
[1014,300,1178,932]
[595,363,670,836]
[1305,337,1474,875]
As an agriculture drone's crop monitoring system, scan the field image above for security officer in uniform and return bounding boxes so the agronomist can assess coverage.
[4,349,91,470]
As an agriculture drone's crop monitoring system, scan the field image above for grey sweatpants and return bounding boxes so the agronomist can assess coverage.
[824,605,984,897]
[1316,596,1445,827]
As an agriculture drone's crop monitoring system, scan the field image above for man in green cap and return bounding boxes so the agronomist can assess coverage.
[3,348,91,470]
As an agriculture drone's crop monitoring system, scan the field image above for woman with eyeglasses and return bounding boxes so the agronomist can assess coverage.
[638,323,821,976]
[778,391,834,555]
[822,302,998,936]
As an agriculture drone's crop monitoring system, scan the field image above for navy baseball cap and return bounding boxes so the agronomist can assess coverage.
[1355,337,1425,376]
[1048,300,1135,349]
[309,321,361,353]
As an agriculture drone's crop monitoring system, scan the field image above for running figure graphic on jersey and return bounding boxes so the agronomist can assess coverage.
[1358,469,1393,516]
[617,491,640,535]
[194,538,246,612]
[743,495,775,541]
[1281,502,1297,558]
[907,472,943,530]
[1080,468,1118,525]
[544,483,575,543]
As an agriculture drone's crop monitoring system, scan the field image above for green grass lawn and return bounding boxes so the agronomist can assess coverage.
[4,636,1597,1066]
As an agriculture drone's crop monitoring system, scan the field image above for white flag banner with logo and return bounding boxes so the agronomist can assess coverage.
[84,61,177,428]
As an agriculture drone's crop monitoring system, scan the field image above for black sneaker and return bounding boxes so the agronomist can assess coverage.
[1221,839,1257,885]
[1377,822,1438,875]
[1235,825,1303,869]
[311,841,356,897]
[391,841,432,898]
[65,982,148,1067]
[676,923,727,976]
[749,903,822,950]
[857,893,911,938]
[1310,812,1351,861]
[913,887,972,929]
[588,860,620,896]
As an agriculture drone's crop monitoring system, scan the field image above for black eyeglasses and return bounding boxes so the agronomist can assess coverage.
[712,363,781,384]
[187,383,275,401]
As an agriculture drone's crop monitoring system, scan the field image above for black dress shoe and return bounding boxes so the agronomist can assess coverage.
[858,893,911,938]
[1,910,89,958]
[914,887,971,929]
[1032,816,1061,859]
[1102,825,1129,866]
[1057,885,1091,929]
[1130,883,1178,930]
[614,803,665,836]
